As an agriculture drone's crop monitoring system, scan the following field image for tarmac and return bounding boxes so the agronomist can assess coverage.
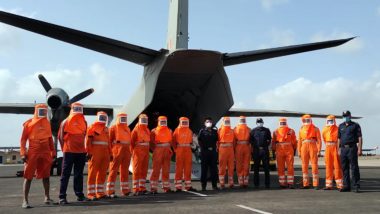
[0,157,379,214]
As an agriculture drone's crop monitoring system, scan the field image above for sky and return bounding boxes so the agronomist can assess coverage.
[0,0,379,152]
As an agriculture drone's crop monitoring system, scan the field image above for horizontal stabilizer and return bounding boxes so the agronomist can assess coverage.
[223,38,354,66]
[226,108,362,119]
[0,11,161,65]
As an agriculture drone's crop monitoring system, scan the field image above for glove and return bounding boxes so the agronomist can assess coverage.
[21,155,27,163]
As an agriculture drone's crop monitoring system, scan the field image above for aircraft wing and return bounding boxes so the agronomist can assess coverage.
[0,103,121,117]
[0,11,161,66]
[226,108,362,119]
[223,38,354,66]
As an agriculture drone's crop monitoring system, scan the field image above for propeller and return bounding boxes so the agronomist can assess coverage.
[69,88,95,104]
[38,74,52,92]
[37,74,95,107]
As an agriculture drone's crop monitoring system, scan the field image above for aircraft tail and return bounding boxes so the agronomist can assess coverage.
[166,0,189,50]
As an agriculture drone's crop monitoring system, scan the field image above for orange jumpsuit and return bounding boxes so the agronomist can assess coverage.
[218,117,235,188]
[20,104,55,180]
[107,113,132,196]
[233,116,251,187]
[298,115,322,188]
[173,117,193,191]
[131,114,150,194]
[150,116,173,193]
[272,118,297,187]
[322,115,343,189]
[86,112,112,199]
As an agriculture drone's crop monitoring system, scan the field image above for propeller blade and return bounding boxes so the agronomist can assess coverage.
[38,74,52,92]
[69,88,94,104]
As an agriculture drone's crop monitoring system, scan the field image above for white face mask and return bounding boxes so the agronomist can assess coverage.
[257,123,264,127]
[205,122,212,128]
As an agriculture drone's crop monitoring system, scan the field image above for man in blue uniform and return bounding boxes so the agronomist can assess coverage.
[338,110,362,193]
[250,118,272,188]
[198,117,219,191]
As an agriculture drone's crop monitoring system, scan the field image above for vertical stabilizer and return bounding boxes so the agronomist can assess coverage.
[166,0,188,50]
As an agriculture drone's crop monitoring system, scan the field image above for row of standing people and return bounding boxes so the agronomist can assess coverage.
[19,103,362,208]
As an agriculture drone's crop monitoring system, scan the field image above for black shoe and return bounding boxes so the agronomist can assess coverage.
[339,188,351,192]
[176,189,183,193]
[323,187,333,191]
[280,185,287,189]
[288,185,295,189]
[300,186,310,189]
[212,186,220,191]
[265,185,270,189]
[187,187,197,192]
[151,190,158,195]
[77,196,87,201]
[201,188,207,191]
[354,187,360,193]
[59,198,69,205]
[314,187,319,190]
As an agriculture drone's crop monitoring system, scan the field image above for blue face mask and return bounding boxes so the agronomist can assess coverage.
[344,117,351,123]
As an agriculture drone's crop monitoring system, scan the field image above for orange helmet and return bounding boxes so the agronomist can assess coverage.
[96,111,108,124]
[34,103,48,118]
[238,116,246,125]
[301,114,312,125]
[279,117,288,127]
[138,114,148,125]
[326,115,336,126]
[222,117,231,127]
[158,116,168,127]
[70,102,83,114]
[179,117,189,127]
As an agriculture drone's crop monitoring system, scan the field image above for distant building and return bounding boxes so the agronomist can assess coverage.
[0,147,22,164]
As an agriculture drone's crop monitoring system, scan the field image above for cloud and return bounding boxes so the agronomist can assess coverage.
[260,0,289,11]
[0,64,111,103]
[254,72,380,148]
[311,31,363,53]
[258,28,296,49]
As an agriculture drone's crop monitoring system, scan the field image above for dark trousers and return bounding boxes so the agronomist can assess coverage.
[59,152,86,199]
[253,148,270,187]
[340,146,360,189]
[200,150,218,188]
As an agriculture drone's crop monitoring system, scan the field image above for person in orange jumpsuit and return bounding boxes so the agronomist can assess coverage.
[58,102,87,204]
[322,115,343,190]
[233,116,251,188]
[272,118,297,189]
[86,111,112,200]
[298,114,322,189]
[106,113,132,197]
[150,116,173,194]
[131,114,151,196]
[173,117,196,192]
[218,117,236,189]
[20,103,55,209]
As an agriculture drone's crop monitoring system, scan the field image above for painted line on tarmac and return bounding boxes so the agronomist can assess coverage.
[236,205,272,214]
[186,191,208,197]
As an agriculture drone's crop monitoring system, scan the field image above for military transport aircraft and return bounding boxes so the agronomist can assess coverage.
[0,1,358,175]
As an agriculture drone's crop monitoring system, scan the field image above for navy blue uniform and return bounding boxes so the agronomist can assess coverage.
[198,127,219,189]
[338,121,362,190]
[59,153,86,199]
[250,126,272,187]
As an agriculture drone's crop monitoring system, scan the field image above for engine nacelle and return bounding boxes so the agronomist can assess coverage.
[46,88,69,109]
